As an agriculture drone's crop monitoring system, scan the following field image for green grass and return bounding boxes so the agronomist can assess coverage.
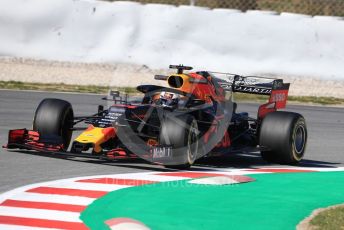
[310,206,344,229]
[233,92,344,106]
[1,81,343,106]
[233,93,269,102]
[0,81,136,94]
[288,96,344,105]
[81,171,344,230]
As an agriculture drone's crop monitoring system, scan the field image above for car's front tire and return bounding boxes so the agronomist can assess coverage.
[33,98,74,150]
[160,114,199,169]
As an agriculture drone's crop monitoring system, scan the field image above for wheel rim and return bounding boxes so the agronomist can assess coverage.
[61,108,74,149]
[294,125,306,155]
[187,120,198,164]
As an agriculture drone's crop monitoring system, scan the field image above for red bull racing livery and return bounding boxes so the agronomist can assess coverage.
[4,65,307,168]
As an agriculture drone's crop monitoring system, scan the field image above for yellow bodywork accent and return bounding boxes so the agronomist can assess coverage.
[167,74,193,92]
[75,127,111,153]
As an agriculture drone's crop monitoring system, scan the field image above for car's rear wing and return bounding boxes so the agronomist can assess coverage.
[210,72,289,95]
[210,72,290,117]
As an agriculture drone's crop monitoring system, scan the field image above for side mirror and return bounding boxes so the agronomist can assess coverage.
[98,105,104,113]
[154,75,169,80]
[110,90,120,98]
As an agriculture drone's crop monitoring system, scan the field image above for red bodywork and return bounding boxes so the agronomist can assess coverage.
[258,87,289,119]
[187,73,226,103]
[6,129,63,152]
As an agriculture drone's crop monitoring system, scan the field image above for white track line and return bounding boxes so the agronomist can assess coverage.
[46,181,130,192]
[97,174,190,182]
[0,206,82,222]
[0,224,60,230]
[2,193,95,206]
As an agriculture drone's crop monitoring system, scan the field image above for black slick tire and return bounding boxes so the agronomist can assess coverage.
[160,114,199,169]
[259,111,307,164]
[33,98,74,150]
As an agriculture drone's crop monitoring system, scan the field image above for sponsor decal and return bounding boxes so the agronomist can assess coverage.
[271,92,286,102]
[151,146,172,159]
[234,86,272,94]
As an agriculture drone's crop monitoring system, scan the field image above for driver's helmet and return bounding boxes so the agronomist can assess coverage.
[159,91,179,107]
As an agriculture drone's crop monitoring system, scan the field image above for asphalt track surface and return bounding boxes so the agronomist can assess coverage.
[0,90,343,193]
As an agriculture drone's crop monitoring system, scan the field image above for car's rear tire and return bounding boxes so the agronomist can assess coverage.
[160,115,199,169]
[33,98,74,150]
[259,111,307,164]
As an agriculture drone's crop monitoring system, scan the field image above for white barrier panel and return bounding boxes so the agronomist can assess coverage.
[0,0,343,80]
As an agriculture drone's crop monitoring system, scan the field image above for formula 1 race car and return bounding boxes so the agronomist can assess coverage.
[4,65,307,168]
